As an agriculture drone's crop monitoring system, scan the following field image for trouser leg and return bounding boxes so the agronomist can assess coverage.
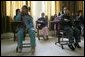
[73,27,81,43]
[17,28,24,48]
[64,27,74,44]
[73,27,81,48]
[28,28,36,47]
[43,27,49,40]
[64,26,75,50]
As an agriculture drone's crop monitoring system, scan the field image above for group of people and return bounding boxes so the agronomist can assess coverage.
[37,6,84,51]
[53,6,84,50]
[14,5,84,52]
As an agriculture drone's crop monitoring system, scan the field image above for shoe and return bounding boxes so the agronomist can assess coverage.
[45,38,48,40]
[31,47,35,54]
[77,44,81,48]
[68,44,75,51]
[74,43,81,48]
[18,48,22,53]
[16,47,18,52]
[43,36,49,40]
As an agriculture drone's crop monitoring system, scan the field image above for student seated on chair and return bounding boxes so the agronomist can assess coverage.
[60,6,81,51]
[36,13,49,40]
[15,5,36,52]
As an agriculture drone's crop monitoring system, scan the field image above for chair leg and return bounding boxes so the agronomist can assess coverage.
[38,36,40,40]
[46,35,49,40]
[61,45,64,49]
[37,29,40,40]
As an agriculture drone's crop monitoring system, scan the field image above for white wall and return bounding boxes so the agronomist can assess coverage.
[31,1,44,29]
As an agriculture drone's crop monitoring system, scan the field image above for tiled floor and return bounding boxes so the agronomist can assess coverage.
[1,33,84,56]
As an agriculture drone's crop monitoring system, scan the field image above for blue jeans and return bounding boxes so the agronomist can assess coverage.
[17,27,36,48]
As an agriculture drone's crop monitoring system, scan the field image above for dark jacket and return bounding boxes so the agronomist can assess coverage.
[37,17,47,29]
[61,14,72,28]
